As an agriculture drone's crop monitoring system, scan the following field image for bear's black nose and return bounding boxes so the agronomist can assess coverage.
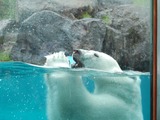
[73,49,81,55]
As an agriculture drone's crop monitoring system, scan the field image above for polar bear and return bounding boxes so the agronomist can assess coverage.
[44,50,143,120]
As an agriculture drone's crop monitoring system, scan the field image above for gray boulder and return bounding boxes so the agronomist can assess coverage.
[11,10,106,65]
[16,0,97,22]
[97,0,132,9]
[0,20,19,53]
[0,20,9,50]
[97,5,151,71]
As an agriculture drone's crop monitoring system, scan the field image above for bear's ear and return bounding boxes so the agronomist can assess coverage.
[44,55,51,60]
[44,55,49,59]
[94,53,99,58]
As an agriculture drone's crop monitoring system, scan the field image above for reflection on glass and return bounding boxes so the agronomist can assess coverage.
[0,0,152,120]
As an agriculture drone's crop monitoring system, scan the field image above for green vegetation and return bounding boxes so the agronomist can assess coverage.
[81,12,92,18]
[0,52,12,61]
[0,0,16,20]
[101,15,111,25]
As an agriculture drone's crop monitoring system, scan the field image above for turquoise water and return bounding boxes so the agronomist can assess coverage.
[0,62,150,120]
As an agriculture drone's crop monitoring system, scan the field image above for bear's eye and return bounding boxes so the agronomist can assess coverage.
[94,53,99,58]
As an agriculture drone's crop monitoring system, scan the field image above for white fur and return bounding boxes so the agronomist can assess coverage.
[74,49,123,72]
[44,50,143,120]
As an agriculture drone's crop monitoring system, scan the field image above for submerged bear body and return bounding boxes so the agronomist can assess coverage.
[44,50,143,120]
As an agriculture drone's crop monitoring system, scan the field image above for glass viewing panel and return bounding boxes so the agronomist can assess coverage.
[0,0,153,120]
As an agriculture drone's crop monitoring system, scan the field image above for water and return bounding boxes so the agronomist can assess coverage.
[0,62,150,120]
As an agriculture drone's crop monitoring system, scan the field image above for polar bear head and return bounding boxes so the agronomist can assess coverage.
[72,49,122,72]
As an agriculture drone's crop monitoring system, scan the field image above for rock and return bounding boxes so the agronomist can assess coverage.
[0,20,19,53]
[11,10,106,65]
[97,0,132,9]
[16,0,97,22]
[0,21,5,50]
[0,20,11,49]
[16,0,133,22]
[97,5,151,71]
